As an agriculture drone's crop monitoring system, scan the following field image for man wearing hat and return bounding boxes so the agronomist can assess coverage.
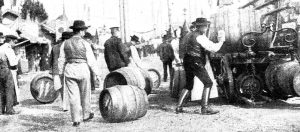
[49,31,73,112]
[126,35,143,67]
[58,20,100,127]
[157,35,175,82]
[104,27,130,72]
[176,18,225,115]
[0,34,20,115]
[83,32,100,91]
[179,22,196,60]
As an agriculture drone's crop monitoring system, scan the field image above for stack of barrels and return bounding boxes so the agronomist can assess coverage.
[100,67,161,122]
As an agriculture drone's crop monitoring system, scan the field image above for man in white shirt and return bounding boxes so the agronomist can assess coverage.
[0,34,20,115]
[58,20,101,127]
[176,18,225,115]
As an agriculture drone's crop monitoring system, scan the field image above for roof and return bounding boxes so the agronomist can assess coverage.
[2,10,19,19]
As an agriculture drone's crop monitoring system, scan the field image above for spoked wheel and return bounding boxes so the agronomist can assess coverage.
[147,68,161,89]
[236,73,263,100]
[218,55,236,103]
[30,72,59,104]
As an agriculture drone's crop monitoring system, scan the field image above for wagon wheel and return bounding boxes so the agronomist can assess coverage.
[219,55,236,103]
[236,73,263,100]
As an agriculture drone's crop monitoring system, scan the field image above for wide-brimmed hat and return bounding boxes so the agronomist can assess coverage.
[194,17,211,26]
[84,32,93,40]
[69,20,90,30]
[0,32,3,38]
[130,35,139,42]
[5,35,18,40]
[61,31,73,41]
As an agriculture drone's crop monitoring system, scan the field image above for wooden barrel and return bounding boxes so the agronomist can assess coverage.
[139,68,153,95]
[103,67,152,95]
[99,85,148,123]
[147,68,161,89]
[210,4,273,53]
[265,60,300,98]
[293,71,300,96]
[169,64,186,98]
[30,72,59,104]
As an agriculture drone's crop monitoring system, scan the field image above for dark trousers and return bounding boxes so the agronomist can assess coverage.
[183,54,213,91]
[163,60,173,81]
[0,68,16,113]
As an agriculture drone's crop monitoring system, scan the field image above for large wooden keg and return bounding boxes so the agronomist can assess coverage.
[103,67,153,95]
[30,72,59,104]
[210,5,273,53]
[169,64,186,98]
[265,60,300,98]
[99,85,149,123]
[147,68,161,89]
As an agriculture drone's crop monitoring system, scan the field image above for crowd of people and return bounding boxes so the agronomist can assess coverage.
[0,16,226,127]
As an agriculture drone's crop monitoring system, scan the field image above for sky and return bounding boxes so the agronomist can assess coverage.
[2,0,216,38]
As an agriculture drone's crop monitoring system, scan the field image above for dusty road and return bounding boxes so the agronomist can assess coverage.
[1,55,300,132]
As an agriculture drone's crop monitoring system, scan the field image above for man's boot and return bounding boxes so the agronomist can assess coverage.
[175,89,189,114]
[201,87,219,115]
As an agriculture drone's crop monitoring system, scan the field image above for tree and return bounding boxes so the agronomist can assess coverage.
[21,0,48,22]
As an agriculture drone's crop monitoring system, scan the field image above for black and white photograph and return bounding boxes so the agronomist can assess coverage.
[0,0,300,131]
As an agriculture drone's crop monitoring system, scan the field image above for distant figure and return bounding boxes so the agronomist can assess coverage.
[58,20,100,127]
[49,31,73,112]
[0,34,20,115]
[84,32,100,90]
[157,35,175,82]
[179,22,196,60]
[104,27,129,72]
[84,32,100,60]
[126,35,143,68]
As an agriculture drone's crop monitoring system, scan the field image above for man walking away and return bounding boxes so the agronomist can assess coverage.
[58,20,101,127]
[157,35,175,82]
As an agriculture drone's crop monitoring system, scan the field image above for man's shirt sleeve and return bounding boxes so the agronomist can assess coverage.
[196,35,224,53]
[83,40,101,76]
[58,42,66,75]
[5,47,18,66]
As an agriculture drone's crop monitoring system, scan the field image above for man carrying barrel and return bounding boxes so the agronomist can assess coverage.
[104,27,130,72]
[58,20,100,127]
[176,18,225,115]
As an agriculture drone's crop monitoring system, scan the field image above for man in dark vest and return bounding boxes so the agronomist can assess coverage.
[58,20,100,127]
[49,31,73,112]
[0,34,20,115]
[157,35,175,82]
[104,27,129,72]
[176,18,225,115]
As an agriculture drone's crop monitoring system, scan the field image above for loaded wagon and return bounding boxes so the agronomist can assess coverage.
[171,0,300,105]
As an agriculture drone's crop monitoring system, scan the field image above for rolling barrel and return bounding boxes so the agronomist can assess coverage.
[170,64,186,98]
[147,68,161,89]
[30,72,59,104]
[99,85,149,123]
[103,67,152,95]
[265,60,300,98]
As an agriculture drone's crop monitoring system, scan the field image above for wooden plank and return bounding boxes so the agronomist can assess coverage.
[255,0,279,10]
[239,0,260,9]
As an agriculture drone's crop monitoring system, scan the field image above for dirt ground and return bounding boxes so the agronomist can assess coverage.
[2,54,300,132]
